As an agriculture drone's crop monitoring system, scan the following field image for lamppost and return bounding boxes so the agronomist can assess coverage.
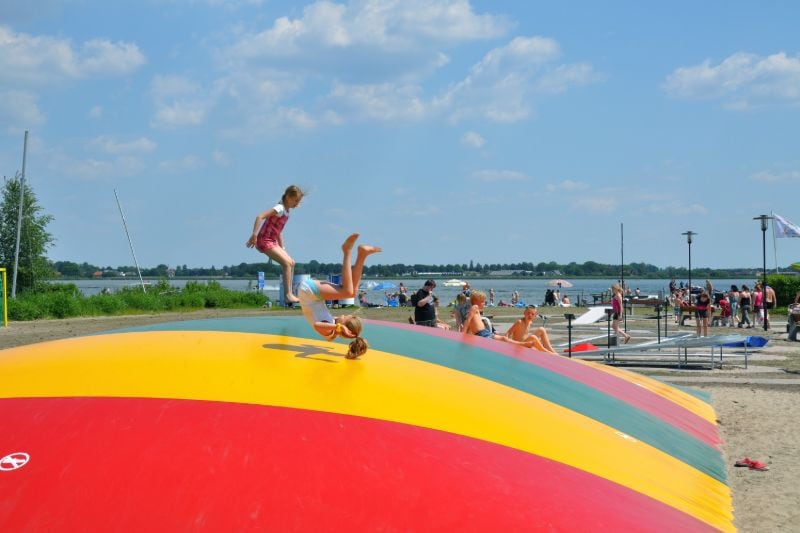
[681,231,697,302]
[754,215,772,331]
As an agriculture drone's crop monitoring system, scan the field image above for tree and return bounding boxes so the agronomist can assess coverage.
[0,177,54,294]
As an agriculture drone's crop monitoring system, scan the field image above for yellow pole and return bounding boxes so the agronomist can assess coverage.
[0,267,6,326]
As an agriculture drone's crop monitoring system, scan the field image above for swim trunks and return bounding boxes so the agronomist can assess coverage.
[476,328,494,338]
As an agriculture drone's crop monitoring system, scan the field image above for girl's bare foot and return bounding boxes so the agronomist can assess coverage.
[342,233,359,252]
[285,294,300,304]
[357,245,382,256]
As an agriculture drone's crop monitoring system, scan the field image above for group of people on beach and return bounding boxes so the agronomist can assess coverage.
[246,184,562,358]
[667,279,778,336]
[249,185,795,359]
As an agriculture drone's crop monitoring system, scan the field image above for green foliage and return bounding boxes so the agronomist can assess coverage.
[0,177,55,293]
[766,274,800,306]
[6,280,269,321]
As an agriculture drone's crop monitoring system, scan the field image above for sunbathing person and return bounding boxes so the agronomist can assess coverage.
[505,305,557,354]
[462,291,532,347]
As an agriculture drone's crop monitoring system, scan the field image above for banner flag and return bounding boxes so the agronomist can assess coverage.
[773,213,800,238]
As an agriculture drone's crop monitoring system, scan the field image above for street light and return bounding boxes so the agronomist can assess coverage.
[681,231,697,302]
[754,215,772,331]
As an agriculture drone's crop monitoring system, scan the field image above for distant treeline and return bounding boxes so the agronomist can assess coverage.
[50,260,780,280]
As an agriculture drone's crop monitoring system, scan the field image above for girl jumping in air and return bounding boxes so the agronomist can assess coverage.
[246,185,304,304]
[297,233,381,359]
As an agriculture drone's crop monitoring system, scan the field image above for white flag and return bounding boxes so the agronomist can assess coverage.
[773,213,800,238]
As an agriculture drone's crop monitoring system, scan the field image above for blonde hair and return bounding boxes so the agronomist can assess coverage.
[281,185,305,204]
[342,315,369,359]
[469,290,486,305]
[456,293,467,305]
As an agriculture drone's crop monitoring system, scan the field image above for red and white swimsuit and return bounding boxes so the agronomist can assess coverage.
[256,203,290,252]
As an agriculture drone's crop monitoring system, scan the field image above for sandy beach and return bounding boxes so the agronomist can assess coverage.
[2,307,798,532]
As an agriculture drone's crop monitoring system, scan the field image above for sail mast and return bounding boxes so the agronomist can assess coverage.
[114,189,147,292]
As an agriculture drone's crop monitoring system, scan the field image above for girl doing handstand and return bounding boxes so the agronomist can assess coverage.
[297,233,381,359]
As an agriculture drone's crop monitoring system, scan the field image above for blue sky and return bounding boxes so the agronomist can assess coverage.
[1,0,799,270]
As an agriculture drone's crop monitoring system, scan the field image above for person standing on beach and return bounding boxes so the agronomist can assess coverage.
[738,285,752,328]
[695,290,711,337]
[412,280,437,327]
[246,185,304,305]
[728,285,740,328]
[611,284,631,343]
[765,284,776,329]
[296,233,381,359]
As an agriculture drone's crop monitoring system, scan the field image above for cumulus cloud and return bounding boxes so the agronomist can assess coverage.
[211,3,596,133]
[157,155,205,173]
[0,25,145,86]
[472,169,529,182]
[461,130,485,148]
[88,136,157,155]
[0,90,45,126]
[437,36,600,123]
[225,0,508,62]
[638,201,707,216]
[55,155,146,181]
[546,179,589,192]
[327,81,426,121]
[750,169,800,183]
[573,196,618,214]
[149,75,211,127]
[663,51,800,107]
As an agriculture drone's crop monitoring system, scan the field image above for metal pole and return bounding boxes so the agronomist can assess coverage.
[655,304,662,344]
[682,231,696,306]
[754,215,771,331]
[11,130,28,298]
[565,313,575,358]
[114,189,147,292]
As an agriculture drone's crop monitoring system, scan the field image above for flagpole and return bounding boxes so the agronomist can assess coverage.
[771,211,779,273]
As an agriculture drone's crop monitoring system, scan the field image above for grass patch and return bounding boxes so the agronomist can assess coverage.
[7,280,268,321]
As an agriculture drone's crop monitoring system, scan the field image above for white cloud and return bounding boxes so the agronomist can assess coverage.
[157,155,205,173]
[0,25,145,86]
[212,150,230,166]
[546,179,589,192]
[0,90,45,126]
[225,0,508,63]
[210,6,594,132]
[461,130,485,148]
[89,105,103,119]
[327,81,426,121]
[88,136,157,155]
[663,51,800,107]
[472,169,529,182]
[573,196,618,214]
[149,75,210,127]
[56,155,146,181]
[437,36,599,123]
[750,169,800,183]
[638,201,707,216]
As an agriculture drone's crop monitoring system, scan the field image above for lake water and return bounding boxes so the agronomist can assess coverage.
[56,277,757,306]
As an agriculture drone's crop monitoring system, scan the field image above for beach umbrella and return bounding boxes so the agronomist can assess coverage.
[371,281,397,291]
[547,279,573,288]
